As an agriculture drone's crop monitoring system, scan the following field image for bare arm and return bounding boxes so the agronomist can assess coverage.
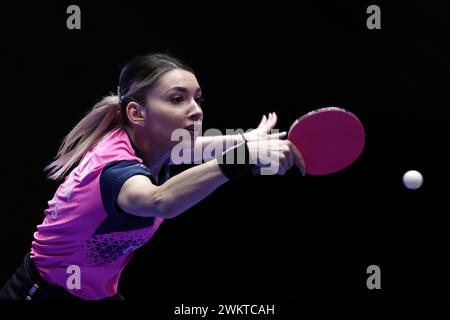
[118,158,229,219]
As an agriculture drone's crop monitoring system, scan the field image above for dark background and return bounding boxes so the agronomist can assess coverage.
[1,0,449,303]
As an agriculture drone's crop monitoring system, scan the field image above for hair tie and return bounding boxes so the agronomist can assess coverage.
[117,86,124,102]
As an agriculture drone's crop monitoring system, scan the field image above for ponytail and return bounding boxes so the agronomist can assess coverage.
[44,95,122,181]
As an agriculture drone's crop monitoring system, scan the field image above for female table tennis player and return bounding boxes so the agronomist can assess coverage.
[0,53,304,300]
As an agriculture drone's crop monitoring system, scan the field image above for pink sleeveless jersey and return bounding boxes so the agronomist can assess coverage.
[30,128,164,300]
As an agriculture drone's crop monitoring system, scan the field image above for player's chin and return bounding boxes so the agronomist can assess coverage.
[187,130,199,141]
[190,134,199,147]
[193,132,201,141]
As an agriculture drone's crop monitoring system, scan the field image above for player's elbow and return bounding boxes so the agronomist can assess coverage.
[148,191,178,219]
[135,190,166,218]
[118,175,178,219]
[140,189,182,219]
[118,186,167,219]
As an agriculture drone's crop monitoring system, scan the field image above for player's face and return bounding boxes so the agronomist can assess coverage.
[143,68,203,147]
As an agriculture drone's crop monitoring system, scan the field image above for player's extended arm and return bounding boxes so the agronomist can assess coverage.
[118,157,229,219]
[118,135,303,219]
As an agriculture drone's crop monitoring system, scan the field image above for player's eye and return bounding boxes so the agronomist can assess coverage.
[170,96,184,104]
[195,96,204,105]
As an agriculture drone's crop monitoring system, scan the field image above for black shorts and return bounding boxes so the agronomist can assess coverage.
[0,253,124,300]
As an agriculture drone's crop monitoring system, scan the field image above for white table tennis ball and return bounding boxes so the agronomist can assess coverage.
[402,170,423,190]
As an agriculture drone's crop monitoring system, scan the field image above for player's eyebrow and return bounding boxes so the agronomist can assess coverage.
[165,86,202,95]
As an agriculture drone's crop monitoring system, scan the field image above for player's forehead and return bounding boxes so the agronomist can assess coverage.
[152,69,201,95]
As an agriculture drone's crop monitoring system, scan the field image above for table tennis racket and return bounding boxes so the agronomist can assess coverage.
[288,107,365,176]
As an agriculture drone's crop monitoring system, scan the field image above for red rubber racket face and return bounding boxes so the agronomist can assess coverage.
[288,107,365,176]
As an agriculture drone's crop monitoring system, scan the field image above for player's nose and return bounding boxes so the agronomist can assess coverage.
[189,102,203,122]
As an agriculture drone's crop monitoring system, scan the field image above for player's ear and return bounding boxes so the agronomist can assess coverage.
[126,101,146,126]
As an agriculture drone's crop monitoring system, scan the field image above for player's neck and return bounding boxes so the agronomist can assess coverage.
[124,127,169,177]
